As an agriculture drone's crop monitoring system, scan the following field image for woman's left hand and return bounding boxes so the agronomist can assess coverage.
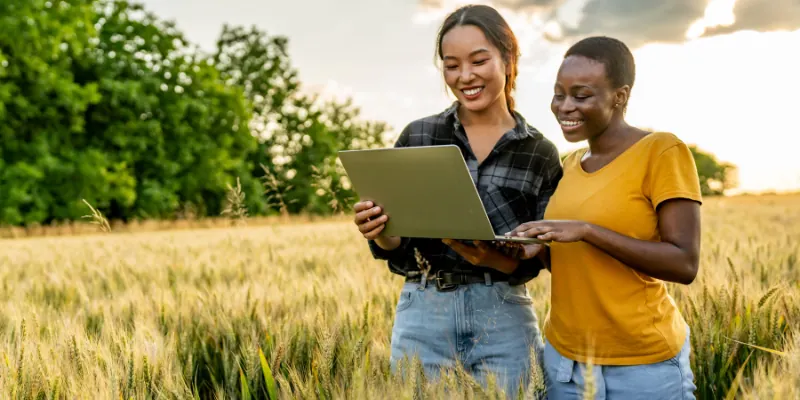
[442,239,519,273]
[509,220,591,243]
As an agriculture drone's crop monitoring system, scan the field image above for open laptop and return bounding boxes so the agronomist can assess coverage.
[338,144,546,245]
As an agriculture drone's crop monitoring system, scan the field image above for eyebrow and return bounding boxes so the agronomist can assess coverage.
[555,83,594,90]
[443,48,490,60]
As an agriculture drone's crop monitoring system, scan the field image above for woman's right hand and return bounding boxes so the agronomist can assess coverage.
[354,201,401,250]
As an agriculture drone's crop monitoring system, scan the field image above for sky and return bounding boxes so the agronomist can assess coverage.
[137,0,800,193]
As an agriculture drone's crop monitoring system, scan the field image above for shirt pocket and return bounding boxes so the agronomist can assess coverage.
[487,173,544,221]
[489,170,544,194]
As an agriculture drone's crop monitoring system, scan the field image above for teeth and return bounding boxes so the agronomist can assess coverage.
[463,87,483,96]
[560,120,583,127]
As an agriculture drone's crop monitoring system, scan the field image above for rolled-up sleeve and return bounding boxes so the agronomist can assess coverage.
[368,237,409,260]
[367,237,415,277]
[508,257,544,285]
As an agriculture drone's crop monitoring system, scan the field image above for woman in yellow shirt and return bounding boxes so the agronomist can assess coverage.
[510,36,702,398]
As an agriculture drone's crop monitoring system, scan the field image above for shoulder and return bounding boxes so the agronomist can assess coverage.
[524,124,557,148]
[642,131,691,157]
[640,131,700,184]
[397,105,458,141]
[640,131,702,205]
[523,125,564,171]
[404,112,450,131]
[560,148,585,165]
[514,112,560,160]
[515,122,565,182]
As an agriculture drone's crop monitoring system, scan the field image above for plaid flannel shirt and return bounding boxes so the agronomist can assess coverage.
[367,102,564,285]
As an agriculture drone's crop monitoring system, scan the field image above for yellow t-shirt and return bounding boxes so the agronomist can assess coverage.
[543,131,703,365]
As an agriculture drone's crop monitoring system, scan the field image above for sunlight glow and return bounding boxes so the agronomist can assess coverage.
[625,29,800,193]
[686,0,738,39]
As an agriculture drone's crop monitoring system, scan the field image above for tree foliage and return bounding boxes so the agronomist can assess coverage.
[0,0,100,224]
[212,25,390,215]
[689,145,738,196]
[0,0,391,225]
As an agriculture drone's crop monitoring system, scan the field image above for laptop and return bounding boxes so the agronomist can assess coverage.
[337,144,546,245]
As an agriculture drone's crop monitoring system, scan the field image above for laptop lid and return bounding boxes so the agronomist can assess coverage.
[338,145,498,241]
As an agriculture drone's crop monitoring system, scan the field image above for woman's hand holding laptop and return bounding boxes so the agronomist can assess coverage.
[441,239,521,274]
[353,200,401,251]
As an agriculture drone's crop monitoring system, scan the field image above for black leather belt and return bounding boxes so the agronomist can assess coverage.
[406,270,510,292]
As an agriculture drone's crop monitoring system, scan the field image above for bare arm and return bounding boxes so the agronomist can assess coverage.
[583,200,700,284]
[512,198,701,284]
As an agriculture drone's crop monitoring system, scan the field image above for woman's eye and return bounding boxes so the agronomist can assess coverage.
[473,59,488,65]
[445,65,457,70]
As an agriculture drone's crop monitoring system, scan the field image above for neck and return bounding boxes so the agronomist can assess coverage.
[458,97,514,127]
[587,115,631,155]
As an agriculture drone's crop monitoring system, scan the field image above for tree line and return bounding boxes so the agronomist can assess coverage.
[0,0,388,226]
[0,0,736,226]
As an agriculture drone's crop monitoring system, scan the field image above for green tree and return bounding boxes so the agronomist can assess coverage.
[0,0,264,224]
[0,0,100,225]
[77,0,261,220]
[689,145,738,196]
[212,25,391,215]
[0,0,391,225]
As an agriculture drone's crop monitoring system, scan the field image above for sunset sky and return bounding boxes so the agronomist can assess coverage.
[138,0,800,193]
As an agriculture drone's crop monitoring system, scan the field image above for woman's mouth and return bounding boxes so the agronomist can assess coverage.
[462,86,484,100]
[559,118,584,132]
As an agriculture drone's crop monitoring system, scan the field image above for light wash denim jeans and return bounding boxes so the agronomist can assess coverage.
[542,326,697,400]
[390,280,545,399]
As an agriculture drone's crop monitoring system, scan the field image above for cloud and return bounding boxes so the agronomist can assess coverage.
[416,0,706,48]
[558,0,800,48]
[418,0,800,49]
[555,0,707,48]
[701,0,800,37]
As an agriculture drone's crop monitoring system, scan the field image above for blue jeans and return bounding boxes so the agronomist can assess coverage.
[390,280,544,398]
[542,327,697,399]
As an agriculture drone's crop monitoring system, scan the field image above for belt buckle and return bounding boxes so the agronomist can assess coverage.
[434,270,458,292]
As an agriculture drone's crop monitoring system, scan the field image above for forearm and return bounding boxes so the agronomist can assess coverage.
[489,257,520,275]
[582,224,697,284]
[373,235,402,251]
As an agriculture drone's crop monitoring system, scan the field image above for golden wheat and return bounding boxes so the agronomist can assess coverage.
[0,194,797,399]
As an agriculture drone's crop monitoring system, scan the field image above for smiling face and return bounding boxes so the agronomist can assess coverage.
[551,55,630,142]
[441,25,510,113]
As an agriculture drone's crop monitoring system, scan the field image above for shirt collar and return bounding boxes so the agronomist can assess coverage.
[444,101,535,140]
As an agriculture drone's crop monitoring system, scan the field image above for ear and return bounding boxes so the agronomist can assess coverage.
[614,85,631,109]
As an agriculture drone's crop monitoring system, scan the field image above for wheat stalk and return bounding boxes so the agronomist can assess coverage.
[221,177,248,224]
[81,199,111,233]
[16,319,25,386]
[581,362,597,400]
[260,163,295,216]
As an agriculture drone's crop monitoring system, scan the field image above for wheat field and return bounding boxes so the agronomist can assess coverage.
[0,194,798,399]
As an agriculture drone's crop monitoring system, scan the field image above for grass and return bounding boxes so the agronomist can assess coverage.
[0,194,798,399]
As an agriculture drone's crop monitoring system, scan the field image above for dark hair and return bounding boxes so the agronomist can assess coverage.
[436,5,520,113]
[564,36,636,107]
